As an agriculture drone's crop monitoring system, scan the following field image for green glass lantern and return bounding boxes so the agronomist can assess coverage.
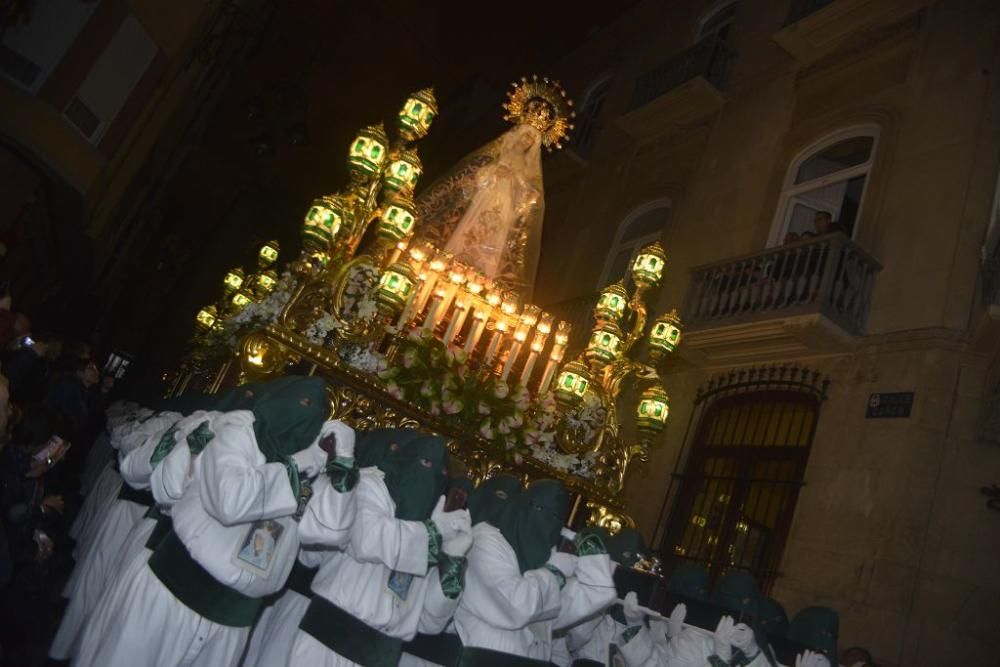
[554,357,591,408]
[231,288,253,311]
[594,280,628,322]
[195,305,218,331]
[303,196,345,251]
[398,88,438,142]
[377,194,417,245]
[348,124,389,178]
[376,261,418,317]
[585,320,624,368]
[223,267,245,295]
[631,241,667,289]
[383,148,423,196]
[258,240,280,268]
[636,384,670,439]
[648,308,683,363]
[254,269,278,296]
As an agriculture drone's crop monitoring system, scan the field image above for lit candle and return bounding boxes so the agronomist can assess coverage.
[422,288,447,335]
[465,309,489,355]
[501,326,528,382]
[484,319,508,365]
[520,337,545,387]
[539,320,571,394]
[389,237,410,265]
[443,298,469,346]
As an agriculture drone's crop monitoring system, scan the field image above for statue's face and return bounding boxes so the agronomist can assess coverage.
[526,98,554,125]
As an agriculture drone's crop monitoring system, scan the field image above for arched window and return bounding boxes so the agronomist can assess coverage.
[599,201,670,288]
[656,367,828,592]
[572,77,612,157]
[696,1,738,43]
[770,127,879,246]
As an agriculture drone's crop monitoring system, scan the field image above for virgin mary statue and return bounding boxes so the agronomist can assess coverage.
[415,76,574,299]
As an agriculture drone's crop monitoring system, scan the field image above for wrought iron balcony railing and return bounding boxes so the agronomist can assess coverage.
[685,233,881,336]
[627,36,735,112]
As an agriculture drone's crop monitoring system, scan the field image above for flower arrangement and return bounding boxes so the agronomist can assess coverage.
[369,331,602,477]
[376,331,529,456]
[340,263,379,322]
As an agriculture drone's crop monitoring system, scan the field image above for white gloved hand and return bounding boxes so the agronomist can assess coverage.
[441,528,473,557]
[623,591,645,626]
[430,496,471,542]
[547,548,578,579]
[713,615,735,662]
[795,650,831,667]
[290,441,327,478]
[317,420,355,459]
[731,622,758,656]
[667,602,687,638]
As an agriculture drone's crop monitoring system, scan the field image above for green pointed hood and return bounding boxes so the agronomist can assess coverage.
[712,569,761,619]
[468,474,522,527]
[789,606,838,662]
[607,527,646,568]
[498,479,569,573]
[667,561,710,599]
[250,376,328,463]
[354,428,425,469]
[380,434,449,521]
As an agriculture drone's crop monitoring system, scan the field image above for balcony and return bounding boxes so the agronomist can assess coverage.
[773,0,929,66]
[618,37,733,141]
[682,234,881,364]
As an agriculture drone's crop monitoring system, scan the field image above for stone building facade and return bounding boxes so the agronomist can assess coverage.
[534,1,1000,664]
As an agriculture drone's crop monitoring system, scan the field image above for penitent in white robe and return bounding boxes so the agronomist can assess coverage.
[49,412,182,660]
[68,410,157,552]
[242,470,357,667]
[289,467,459,667]
[453,522,561,660]
[74,411,224,666]
[75,410,302,667]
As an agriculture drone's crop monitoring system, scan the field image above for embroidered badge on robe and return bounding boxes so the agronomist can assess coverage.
[387,569,414,601]
[233,519,285,576]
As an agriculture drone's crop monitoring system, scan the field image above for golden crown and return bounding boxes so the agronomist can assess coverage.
[503,75,575,151]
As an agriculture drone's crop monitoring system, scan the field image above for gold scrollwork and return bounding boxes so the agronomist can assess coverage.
[585,501,635,533]
[239,334,291,380]
[329,255,382,342]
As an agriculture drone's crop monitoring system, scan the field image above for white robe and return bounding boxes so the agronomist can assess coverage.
[50,414,181,660]
[79,431,112,497]
[75,411,302,667]
[289,467,458,667]
[452,522,561,660]
[74,412,223,666]
[242,469,357,667]
[68,412,165,554]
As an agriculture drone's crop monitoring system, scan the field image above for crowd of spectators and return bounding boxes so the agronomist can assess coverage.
[0,285,114,665]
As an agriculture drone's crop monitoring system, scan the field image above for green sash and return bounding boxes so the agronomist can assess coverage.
[117,483,154,507]
[285,559,318,598]
[458,646,553,667]
[299,596,402,667]
[148,530,263,627]
[144,514,173,550]
[403,632,464,667]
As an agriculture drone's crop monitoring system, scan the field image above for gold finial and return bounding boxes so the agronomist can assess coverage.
[502,75,576,151]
